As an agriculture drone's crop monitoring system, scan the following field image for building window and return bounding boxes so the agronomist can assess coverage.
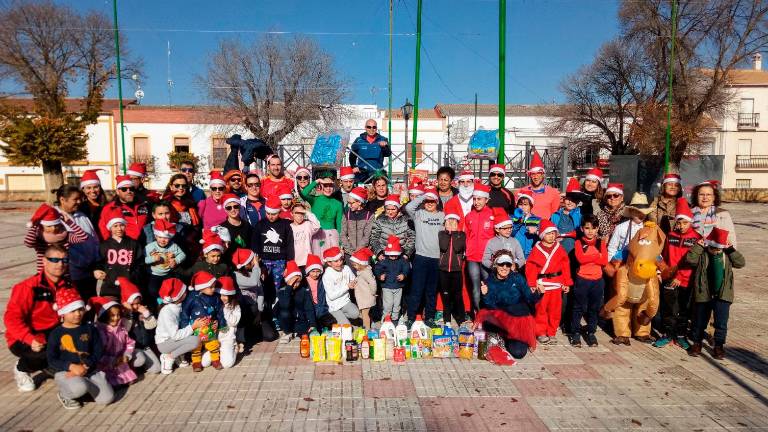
[212,137,229,170]
[133,136,150,158]
[737,139,752,156]
[174,137,190,153]
[735,179,752,189]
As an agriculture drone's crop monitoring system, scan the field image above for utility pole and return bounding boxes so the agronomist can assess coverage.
[112,0,126,174]
[411,0,423,169]
[664,0,677,173]
[497,0,506,164]
[388,0,394,178]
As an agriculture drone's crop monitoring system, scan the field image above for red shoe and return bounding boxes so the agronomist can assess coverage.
[192,362,203,372]
[211,360,223,370]
[485,346,516,366]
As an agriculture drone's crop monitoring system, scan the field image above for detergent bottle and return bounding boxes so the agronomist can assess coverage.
[410,315,430,340]
[379,315,396,341]
[395,320,409,346]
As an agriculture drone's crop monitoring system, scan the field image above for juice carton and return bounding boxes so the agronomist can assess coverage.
[373,338,386,361]
[327,337,343,363]
[341,324,353,342]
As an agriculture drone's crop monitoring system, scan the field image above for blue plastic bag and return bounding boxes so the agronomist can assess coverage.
[310,130,350,167]
[468,129,500,160]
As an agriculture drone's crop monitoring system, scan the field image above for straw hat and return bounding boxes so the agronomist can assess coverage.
[623,192,652,217]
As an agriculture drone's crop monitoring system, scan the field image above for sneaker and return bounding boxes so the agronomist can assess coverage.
[674,337,690,350]
[211,360,223,370]
[653,337,672,348]
[57,392,81,410]
[192,362,203,372]
[713,345,726,360]
[279,333,293,344]
[176,357,190,368]
[688,342,702,357]
[634,335,655,344]
[547,337,558,345]
[536,335,550,344]
[160,354,174,375]
[14,363,35,392]
[569,334,582,348]
[586,333,599,347]
[273,318,282,332]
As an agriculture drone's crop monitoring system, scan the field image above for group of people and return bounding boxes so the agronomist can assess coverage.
[4,119,745,409]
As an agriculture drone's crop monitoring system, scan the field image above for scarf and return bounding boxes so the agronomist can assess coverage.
[692,206,717,238]
[597,203,625,238]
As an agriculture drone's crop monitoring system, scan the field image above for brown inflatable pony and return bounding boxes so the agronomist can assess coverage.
[601,221,666,345]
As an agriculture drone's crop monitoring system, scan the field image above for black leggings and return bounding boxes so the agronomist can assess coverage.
[439,271,465,324]
[10,340,49,373]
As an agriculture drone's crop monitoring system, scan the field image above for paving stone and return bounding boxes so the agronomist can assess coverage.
[419,396,548,431]
[363,379,417,398]
[545,364,602,380]
[514,379,574,398]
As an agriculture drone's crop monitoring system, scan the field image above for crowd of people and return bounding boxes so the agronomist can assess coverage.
[4,119,745,409]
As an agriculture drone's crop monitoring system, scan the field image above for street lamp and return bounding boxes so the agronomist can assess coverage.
[401,99,413,183]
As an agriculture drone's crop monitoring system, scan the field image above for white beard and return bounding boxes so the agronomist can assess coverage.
[459,186,474,200]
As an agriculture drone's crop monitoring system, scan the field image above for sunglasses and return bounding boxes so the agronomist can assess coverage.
[606,194,623,199]
[118,187,136,192]
[246,182,261,188]
[225,205,240,211]
[172,183,188,189]
[210,187,225,192]
[45,256,69,264]
[180,168,194,173]
[229,178,242,183]
[489,173,504,178]
[320,183,334,189]
[296,176,310,180]
[497,262,513,268]
[365,125,377,129]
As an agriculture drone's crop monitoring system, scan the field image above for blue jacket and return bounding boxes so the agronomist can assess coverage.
[180,290,227,329]
[312,277,329,318]
[350,133,390,173]
[374,256,411,289]
[482,272,542,316]
[550,207,581,253]
[239,196,266,227]
[293,280,317,335]
[512,222,538,258]
[189,185,206,204]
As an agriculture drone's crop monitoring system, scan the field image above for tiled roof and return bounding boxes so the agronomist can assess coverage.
[700,68,768,86]
[435,104,563,117]
[0,98,136,113]
[383,107,443,119]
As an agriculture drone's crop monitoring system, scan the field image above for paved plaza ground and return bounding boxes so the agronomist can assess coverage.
[0,201,766,431]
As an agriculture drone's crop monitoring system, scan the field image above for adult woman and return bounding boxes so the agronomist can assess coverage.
[299,175,343,256]
[162,174,201,228]
[595,183,627,240]
[219,194,254,260]
[294,166,312,198]
[197,172,228,229]
[690,181,737,247]
[476,250,542,359]
[580,168,604,217]
[79,169,107,233]
[365,176,390,214]
[648,173,683,234]
[56,185,100,300]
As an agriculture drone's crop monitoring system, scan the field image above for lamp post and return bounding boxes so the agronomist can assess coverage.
[401,99,413,184]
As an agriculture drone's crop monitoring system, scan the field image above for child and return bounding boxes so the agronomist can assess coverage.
[47,288,114,409]
[278,185,295,220]
[202,276,240,368]
[91,297,138,386]
[374,235,411,324]
[340,187,374,264]
[350,248,377,329]
[232,248,272,342]
[655,199,700,349]
[155,278,204,375]
[182,230,230,279]
[438,212,467,327]
[118,277,160,374]
[285,261,317,336]
[322,247,360,325]
[291,204,321,267]
[525,220,573,344]
[24,204,88,274]
[686,228,745,360]
[276,262,299,343]
[550,179,583,253]
[570,215,608,347]
[182,271,228,372]
[370,195,415,260]
[304,254,336,329]
[94,217,143,299]
[299,175,343,255]
[511,194,540,258]
[482,208,525,271]
[145,219,186,302]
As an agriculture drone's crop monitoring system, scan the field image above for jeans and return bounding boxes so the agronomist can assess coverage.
[571,276,604,335]
[54,371,114,405]
[439,271,465,324]
[692,299,731,346]
[276,284,294,333]
[660,285,692,338]
[407,255,440,321]
[466,261,489,313]
[381,288,403,321]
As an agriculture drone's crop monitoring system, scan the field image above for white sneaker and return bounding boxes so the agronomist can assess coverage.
[160,354,174,375]
[176,357,190,368]
[14,362,35,392]
[279,333,293,344]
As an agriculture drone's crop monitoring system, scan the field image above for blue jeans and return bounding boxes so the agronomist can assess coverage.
[571,276,604,334]
[406,255,440,321]
[467,261,489,313]
[692,299,731,346]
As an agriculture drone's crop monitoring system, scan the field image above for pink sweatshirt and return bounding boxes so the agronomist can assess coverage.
[197,196,227,229]
[291,213,321,266]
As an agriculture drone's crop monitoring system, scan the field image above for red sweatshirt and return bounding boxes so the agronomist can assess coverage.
[663,228,701,288]
[574,237,608,280]
[525,242,573,290]
[3,273,71,347]
[463,206,495,262]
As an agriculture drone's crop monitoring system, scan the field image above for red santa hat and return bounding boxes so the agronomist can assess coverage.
[231,248,256,269]
[350,247,374,266]
[217,276,237,296]
[209,171,226,187]
[126,162,147,178]
[54,288,86,315]
[348,186,368,203]
[699,179,720,188]
[115,174,133,190]
[105,215,127,231]
[191,271,217,291]
[384,194,401,209]
[222,193,240,208]
[264,196,282,213]
[305,254,324,273]
[663,173,682,184]
[277,184,294,200]
[493,207,512,228]
[457,170,474,181]
[605,183,624,195]
[323,246,344,262]
[159,278,186,304]
[675,198,694,222]
[408,181,425,196]
[489,164,506,175]
[516,193,535,205]
[79,169,104,189]
[339,166,355,181]
[283,260,302,283]
[473,183,490,198]
[445,210,461,221]
[538,219,559,238]
[384,235,402,256]
[295,166,311,178]
[117,277,141,305]
[89,296,120,318]
[153,219,176,238]
[565,177,581,194]
[706,227,730,249]
[422,186,438,201]
[584,167,603,183]
[201,229,225,254]
[527,151,545,175]
[30,204,62,227]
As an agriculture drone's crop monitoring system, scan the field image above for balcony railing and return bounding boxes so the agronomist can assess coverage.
[736,155,768,169]
[738,113,760,129]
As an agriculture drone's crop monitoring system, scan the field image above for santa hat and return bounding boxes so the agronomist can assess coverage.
[584,167,603,183]
[323,246,343,262]
[277,184,294,200]
[662,173,682,184]
[191,271,216,291]
[115,175,133,189]
[457,170,474,181]
[605,183,624,195]
[79,169,104,188]
[30,204,62,227]
[105,216,127,231]
[493,207,512,228]
[538,219,558,238]
[217,276,237,296]
[384,235,402,256]
[489,164,506,175]
[53,288,85,315]
[231,248,256,269]
[222,193,240,208]
[209,225,231,243]
[89,296,119,318]
[384,194,401,209]
[699,179,720,188]
[159,278,186,304]
[408,181,425,196]
[706,227,730,249]
[117,277,141,305]
[126,162,147,178]
[283,261,302,283]
[527,151,545,175]
[445,210,461,221]
[350,247,374,266]
[295,166,311,178]
[339,166,355,181]
[264,196,282,214]
[305,254,324,273]
[209,171,226,187]
[153,219,176,239]
[473,183,490,198]
[348,187,368,203]
[516,193,535,205]
[201,230,225,254]
[485,345,516,366]
[422,186,438,201]
[564,177,584,202]
[675,198,694,222]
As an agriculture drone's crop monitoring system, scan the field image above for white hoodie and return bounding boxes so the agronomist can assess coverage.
[155,302,194,345]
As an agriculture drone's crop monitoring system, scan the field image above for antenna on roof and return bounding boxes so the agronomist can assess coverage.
[167,40,174,106]
[370,86,378,104]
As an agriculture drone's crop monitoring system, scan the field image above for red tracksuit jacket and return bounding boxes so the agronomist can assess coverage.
[663,228,701,288]
[464,206,495,263]
[4,273,71,347]
[525,242,573,289]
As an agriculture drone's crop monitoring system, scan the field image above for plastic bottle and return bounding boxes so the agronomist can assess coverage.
[341,324,353,342]
[360,336,370,360]
[300,335,310,358]
[473,323,486,358]
[331,324,342,340]
[379,315,396,341]
[410,315,430,340]
[395,321,409,346]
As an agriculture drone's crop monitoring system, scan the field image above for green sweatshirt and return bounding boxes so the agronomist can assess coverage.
[301,181,343,233]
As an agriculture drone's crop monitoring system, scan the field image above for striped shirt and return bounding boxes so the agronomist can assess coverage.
[24,219,88,273]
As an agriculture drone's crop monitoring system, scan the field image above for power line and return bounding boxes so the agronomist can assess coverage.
[16,26,481,37]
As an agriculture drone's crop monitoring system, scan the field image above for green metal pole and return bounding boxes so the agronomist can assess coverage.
[388,0,393,178]
[411,0,422,169]
[497,0,506,164]
[664,0,677,173]
[112,0,127,174]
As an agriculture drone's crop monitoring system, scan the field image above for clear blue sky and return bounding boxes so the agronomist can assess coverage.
[63,0,619,107]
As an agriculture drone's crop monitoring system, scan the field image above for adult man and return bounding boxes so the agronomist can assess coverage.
[261,155,295,201]
[179,160,206,203]
[436,166,458,209]
[516,151,560,219]
[338,166,356,206]
[98,175,150,240]
[487,164,514,213]
[240,172,266,226]
[443,170,475,228]
[5,245,74,392]
[350,119,390,184]
[126,162,157,203]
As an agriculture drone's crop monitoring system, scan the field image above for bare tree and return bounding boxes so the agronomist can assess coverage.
[200,35,350,150]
